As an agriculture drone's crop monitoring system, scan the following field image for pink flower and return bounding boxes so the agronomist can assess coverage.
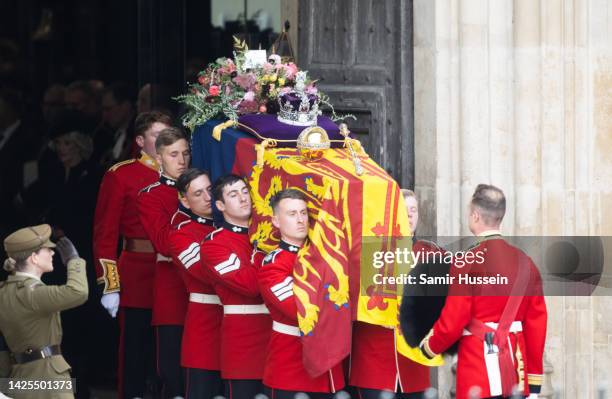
[243,91,255,101]
[282,62,299,80]
[279,87,292,95]
[262,62,275,74]
[218,59,237,75]
[233,73,257,90]
[209,85,220,96]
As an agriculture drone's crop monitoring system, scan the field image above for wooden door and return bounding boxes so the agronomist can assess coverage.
[298,0,414,187]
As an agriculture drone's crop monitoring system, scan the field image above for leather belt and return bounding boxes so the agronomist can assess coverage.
[189,293,222,305]
[123,238,154,253]
[462,321,523,336]
[156,254,172,262]
[12,344,62,364]
[223,304,269,315]
[272,321,300,336]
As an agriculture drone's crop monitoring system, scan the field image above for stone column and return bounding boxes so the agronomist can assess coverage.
[413,0,612,397]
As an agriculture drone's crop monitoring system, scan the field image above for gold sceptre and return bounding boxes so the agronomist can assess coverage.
[339,123,364,176]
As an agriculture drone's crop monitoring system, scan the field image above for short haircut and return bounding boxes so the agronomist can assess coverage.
[471,184,506,225]
[270,189,307,213]
[401,189,416,199]
[105,81,135,104]
[212,174,246,203]
[134,110,173,137]
[154,126,188,153]
[176,168,210,195]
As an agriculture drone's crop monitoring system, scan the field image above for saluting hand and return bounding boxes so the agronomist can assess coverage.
[55,237,80,265]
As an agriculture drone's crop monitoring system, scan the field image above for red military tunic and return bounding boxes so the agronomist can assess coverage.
[187,221,271,380]
[258,241,345,393]
[349,238,437,393]
[350,322,430,393]
[93,151,159,307]
[168,213,222,370]
[420,232,547,399]
[137,175,189,325]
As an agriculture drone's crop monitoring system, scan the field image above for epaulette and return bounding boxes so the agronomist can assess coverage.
[262,248,282,266]
[204,228,223,242]
[139,181,161,194]
[108,159,136,172]
[176,220,191,230]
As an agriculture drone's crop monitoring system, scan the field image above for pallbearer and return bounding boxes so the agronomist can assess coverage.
[349,189,431,399]
[137,127,191,399]
[168,168,223,399]
[93,111,171,399]
[258,189,345,399]
[187,174,271,399]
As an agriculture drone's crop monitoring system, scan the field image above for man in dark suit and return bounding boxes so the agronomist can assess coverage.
[97,82,136,168]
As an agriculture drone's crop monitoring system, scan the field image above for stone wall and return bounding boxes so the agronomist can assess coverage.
[413,0,612,397]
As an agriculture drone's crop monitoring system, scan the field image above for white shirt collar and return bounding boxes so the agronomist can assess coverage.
[15,271,42,282]
[478,229,502,237]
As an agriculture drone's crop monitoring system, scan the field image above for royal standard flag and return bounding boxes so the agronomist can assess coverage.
[191,122,443,374]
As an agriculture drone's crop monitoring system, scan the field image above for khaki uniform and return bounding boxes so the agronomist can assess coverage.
[0,257,88,399]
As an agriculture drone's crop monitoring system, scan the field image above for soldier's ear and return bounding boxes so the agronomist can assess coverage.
[215,199,225,212]
[29,251,40,267]
[272,214,280,229]
[179,194,190,209]
[135,135,145,149]
[471,208,480,224]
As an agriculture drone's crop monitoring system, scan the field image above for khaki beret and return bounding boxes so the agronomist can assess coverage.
[3,224,56,258]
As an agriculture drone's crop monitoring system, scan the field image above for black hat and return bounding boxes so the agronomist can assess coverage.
[48,109,96,139]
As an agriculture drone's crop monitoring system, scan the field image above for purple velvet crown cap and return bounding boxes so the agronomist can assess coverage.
[279,92,319,108]
[237,113,347,147]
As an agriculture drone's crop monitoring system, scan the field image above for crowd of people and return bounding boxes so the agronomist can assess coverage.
[0,78,172,398]
[0,79,163,248]
[0,93,547,399]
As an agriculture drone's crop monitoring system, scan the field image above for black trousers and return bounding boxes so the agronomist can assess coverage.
[119,307,156,399]
[264,386,335,399]
[185,368,224,399]
[155,325,185,399]
[354,387,425,399]
[224,379,264,399]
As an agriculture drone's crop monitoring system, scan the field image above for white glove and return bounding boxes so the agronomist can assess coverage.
[100,293,120,318]
[55,237,79,265]
[528,394,539,399]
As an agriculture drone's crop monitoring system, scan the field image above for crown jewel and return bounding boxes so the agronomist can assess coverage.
[277,71,320,126]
